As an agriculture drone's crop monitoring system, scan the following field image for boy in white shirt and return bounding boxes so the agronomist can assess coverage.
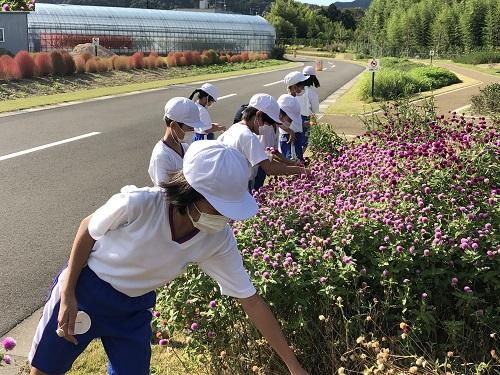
[29,141,309,375]
[279,71,308,161]
[218,93,307,190]
[148,97,210,186]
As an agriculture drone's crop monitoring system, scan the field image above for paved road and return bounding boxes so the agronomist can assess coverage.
[0,58,364,335]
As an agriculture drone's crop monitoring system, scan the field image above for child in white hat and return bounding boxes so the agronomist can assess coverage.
[297,65,321,151]
[279,71,308,161]
[148,97,210,186]
[28,140,309,375]
[218,93,307,190]
[189,83,226,142]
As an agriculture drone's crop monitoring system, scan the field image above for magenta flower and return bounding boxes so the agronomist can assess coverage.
[421,293,428,299]
[423,249,430,257]
[319,277,328,283]
[207,331,216,338]
[159,338,168,346]
[208,300,217,309]
[464,286,472,294]
[3,354,12,365]
[2,4,11,11]
[190,322,199,331]
[2,337,16,351]
[262,271,270,280]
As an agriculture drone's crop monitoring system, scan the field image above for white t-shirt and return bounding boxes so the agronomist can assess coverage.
[148,140,189,186]
[278,96,303,134]
[297,86,320,116]
[217,123,268,175]
[194,103,211,134]
[87,187,256,299]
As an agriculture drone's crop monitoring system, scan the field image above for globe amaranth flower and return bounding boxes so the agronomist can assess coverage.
[2,337,16,351]
[190,322,199,331]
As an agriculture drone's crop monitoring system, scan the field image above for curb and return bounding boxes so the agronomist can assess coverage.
[317,73,363,121]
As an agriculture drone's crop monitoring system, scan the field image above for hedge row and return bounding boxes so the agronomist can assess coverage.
[359,59,461,101]
[0,49,269,81]
[452,50,500,65]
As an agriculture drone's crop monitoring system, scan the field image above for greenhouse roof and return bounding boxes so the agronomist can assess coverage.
[29,4,275,36]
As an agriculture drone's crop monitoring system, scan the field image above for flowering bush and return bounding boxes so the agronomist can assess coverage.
[0,336,16,366]
[1,0,34,11]
[154,99,499,374]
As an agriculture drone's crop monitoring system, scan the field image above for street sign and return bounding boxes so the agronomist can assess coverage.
[92,37,100,46]
[429,50,435,56]
[367,58,380,72]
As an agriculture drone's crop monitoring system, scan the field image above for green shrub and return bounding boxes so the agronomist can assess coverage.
[359,64,461,101]
[359,69,418,100]
[453,50,500,65]
[408,66,461,91]
[471,83,500,115]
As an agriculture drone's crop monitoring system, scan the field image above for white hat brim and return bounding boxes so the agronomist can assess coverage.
[205,191,258,221]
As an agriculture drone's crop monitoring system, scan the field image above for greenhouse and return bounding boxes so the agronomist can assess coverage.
[27,4,276,54]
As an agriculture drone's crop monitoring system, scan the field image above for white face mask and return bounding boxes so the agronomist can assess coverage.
[187,203,229,234]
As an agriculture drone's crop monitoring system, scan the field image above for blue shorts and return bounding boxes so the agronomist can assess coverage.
[192,132,215,142]
[280,132,304,161]
[29,266,156,375]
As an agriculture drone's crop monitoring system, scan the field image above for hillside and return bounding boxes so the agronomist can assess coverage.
[335,0,371,9]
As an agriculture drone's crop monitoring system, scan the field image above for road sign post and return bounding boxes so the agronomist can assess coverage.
[367,58,380,101]
[429,50,435,66]
[92,37,100,57]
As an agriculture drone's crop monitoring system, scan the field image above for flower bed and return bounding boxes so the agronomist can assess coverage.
[154,99,499,374]
[1,0,34,11]
[0,49,269,81]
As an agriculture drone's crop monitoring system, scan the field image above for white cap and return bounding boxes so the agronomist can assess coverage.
[200,83,219,102]
[183,140,258,220]
[277,94,301,126]
[164,97,205,129]
[284,71,308,87]
[248,93,282,124]
[303,65,316,76]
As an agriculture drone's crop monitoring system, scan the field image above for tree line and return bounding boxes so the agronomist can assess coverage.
[356,0,500,56]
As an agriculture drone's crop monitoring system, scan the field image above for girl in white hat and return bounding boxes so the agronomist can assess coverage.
[297,66,320,152]
[189,83,226,142]
[28,140,309,375]
[148,97,210,186]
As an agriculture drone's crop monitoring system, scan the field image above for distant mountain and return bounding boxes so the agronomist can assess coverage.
[335,0,372,9]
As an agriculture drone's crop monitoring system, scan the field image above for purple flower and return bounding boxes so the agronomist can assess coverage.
[208,300,217,309]
[421,293,428,299]
[342,255,352,264]
[451,277,458,286]
[262,271,270,280]
[153,311,161,318]
[2,337,16,351]
[423,249,430,257]
[3,354,12,365]
[2,4,11,11]
[464,286,472,294]
[190,322,199,331]
[319,277,328,283]
[159,338,168,346]
[207,331,216,338]
[383,269,389,278]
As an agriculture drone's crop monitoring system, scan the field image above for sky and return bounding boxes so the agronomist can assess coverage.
[296,0,350,5]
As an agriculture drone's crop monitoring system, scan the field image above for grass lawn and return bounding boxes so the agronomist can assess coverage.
[0,60,298,113]
[446,60,500,77]
[327,71,480,115]
[16,340,198,375]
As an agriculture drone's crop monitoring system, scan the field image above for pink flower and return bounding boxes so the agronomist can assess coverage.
[2,337,16,351]
[319,277,328,283]
[159,338,168,346]
[190,322,199,331]
[423,249,430,257]
[2,3,11,11]
[3,354,12,365]
[208,300,217,309]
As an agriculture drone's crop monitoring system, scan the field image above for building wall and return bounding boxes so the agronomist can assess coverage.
[0,12,28,54]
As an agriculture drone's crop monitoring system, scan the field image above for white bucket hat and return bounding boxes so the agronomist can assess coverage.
[303,65,316,76]
[200,83,219,102]
[164,97,206,129]
[277,94,301,126]
[183,140,258,220]
[284,71,308,87]
[248,93,282,124]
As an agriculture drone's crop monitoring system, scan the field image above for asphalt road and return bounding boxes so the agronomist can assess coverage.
[0,58,364,335]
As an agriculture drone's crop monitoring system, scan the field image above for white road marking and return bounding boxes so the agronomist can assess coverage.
[218,93,237,100]
[0,132,101,161]
[264,80,283,87]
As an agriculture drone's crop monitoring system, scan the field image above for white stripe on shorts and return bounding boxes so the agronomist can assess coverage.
[28,268,67,363]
